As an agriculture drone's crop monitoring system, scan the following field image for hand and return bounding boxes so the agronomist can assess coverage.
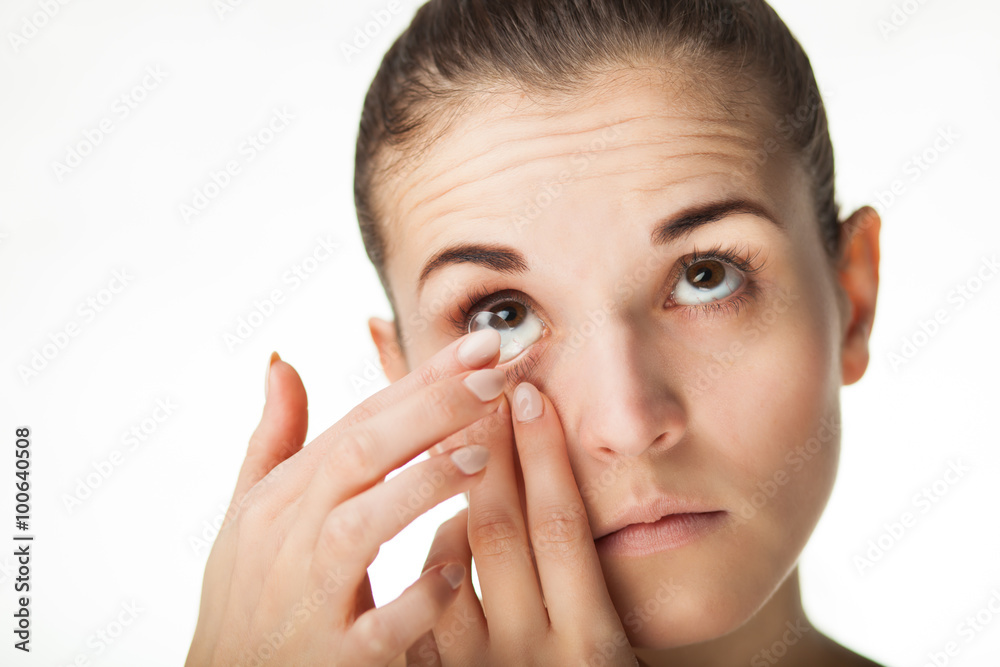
[186,330,511,666]
[408,382,639,667]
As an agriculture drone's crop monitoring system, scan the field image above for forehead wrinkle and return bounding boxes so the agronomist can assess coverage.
[420,168,750,238]
[406,120,758,208]
[404,128,757,224]
[406,110,741,196]
[407,136,766,226]
[393,103,763,223]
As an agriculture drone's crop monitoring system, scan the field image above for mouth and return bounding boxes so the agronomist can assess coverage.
[594,510,728,557]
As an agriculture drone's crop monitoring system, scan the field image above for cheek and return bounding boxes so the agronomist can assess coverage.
[703,275,841,528]
[612,279,841,648]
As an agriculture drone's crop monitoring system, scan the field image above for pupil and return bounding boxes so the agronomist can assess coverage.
[687,260,724,289]
[495,302,523,327]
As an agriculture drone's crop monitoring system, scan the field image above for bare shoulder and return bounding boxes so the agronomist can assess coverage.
[388,654,408,667]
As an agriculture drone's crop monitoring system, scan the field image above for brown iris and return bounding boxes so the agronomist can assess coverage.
[492,301,526,328]
[686,259,726,290]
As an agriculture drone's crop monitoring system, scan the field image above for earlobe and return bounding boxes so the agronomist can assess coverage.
[368,316,410,384]
[836,206,881,386]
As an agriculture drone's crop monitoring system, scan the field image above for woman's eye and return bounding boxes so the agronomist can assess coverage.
[468,301,545,363]
[672,259,745,306]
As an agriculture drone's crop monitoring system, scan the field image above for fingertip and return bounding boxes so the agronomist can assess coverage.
[511,381,543,423]
[264,351,280,401]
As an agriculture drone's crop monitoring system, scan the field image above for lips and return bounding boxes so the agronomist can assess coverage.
[593,494,724,541]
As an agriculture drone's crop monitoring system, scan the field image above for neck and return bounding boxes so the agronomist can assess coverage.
[633,566,827,667]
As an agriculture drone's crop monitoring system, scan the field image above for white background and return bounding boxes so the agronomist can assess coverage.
[1,0,998,665]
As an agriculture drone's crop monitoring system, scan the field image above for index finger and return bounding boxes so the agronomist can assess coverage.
[251,328,503,507]
[344,327,502,427]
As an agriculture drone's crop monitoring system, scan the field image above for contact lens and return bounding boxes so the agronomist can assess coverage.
[468,310,538,363]
[468,310,512,335]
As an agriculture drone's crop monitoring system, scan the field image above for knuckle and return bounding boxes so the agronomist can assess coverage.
[530,504,590,555]
[421,382,459,424]
[345,400,378,429]
[331,428,377,477]
[573,631,633,665]
[237,485,278,528]
[322,506,369,548]
[469,510,524,565]
[415,362,445,388]
[351,611,402,659]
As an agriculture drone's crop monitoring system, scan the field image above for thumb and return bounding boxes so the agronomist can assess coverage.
[231,352,309,507]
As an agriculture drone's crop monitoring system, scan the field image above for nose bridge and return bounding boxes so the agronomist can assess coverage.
[558,309,685,459]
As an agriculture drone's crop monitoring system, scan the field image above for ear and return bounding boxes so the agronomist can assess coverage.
[836,206,881,386]
[368,316,410,384]
[369,316,455,457]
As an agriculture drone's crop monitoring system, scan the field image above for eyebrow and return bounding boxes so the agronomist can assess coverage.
[416,198,783,298]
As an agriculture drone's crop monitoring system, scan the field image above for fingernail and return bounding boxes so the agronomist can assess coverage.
[457,329,501,367]
[440,562,465,590]
[265,351,280,400]
[463,368,505,401]
[513,382,543,422]
[450,445,489,474]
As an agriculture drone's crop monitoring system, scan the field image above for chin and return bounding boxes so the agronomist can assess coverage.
[613,572,764,648]
[600,525,802,650]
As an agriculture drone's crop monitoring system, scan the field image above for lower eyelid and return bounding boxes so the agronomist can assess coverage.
[501,340,547,384]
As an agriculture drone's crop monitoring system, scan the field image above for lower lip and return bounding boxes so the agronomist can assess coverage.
[595,511,728,557]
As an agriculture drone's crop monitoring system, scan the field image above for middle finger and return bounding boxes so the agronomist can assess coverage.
[466,394,549,641]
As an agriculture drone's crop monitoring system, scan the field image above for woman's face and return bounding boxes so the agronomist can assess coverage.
[370,68,871,647]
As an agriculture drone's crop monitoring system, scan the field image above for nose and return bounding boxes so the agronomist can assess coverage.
[562,318,687,460]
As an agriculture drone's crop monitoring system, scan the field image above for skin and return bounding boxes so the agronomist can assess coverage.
[363,67,884,665]
[187,66,883,665]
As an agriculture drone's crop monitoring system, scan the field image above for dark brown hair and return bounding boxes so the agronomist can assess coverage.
[355,0,839,317]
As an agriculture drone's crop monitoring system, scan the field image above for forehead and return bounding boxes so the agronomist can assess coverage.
[380,67,795,305]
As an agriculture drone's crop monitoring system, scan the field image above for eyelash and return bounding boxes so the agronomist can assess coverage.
[668,241,768,320]
[445,242,768,382]
[446,287,545,384]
